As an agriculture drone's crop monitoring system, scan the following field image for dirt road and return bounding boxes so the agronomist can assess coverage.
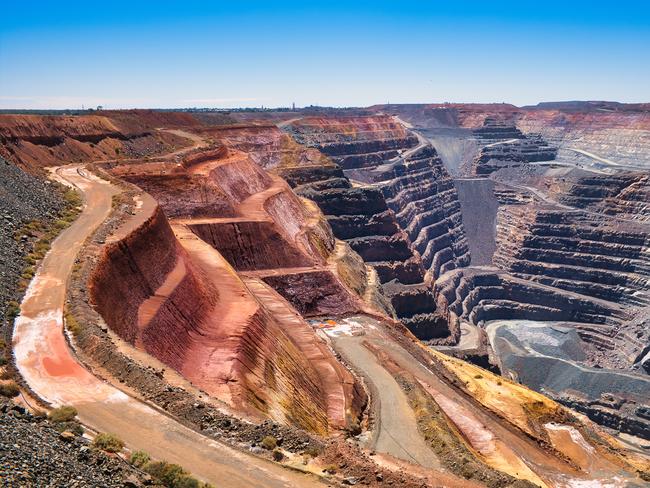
[333,335,441,469]
[566,147,620,166]
[13,164,323,488]
[485,138,519,148]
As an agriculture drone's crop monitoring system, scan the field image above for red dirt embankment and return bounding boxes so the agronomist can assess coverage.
[0,111,200,173]
[103,136,371,430]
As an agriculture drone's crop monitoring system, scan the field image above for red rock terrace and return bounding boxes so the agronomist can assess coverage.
[90,134,388,434]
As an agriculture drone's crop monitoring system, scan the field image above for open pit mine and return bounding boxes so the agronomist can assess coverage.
[1,104,649,487]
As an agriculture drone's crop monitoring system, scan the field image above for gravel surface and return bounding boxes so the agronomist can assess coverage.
[0,157,65,327]
[0,400,147,487]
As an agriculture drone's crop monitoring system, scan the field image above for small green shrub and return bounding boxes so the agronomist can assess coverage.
[64,311,81,337]
[92,432,124,453]
[260,435,277,450]
[0,381,19,398]
[21,268,35,280]
[53,420,84,436]
[6,301,20,320]
[144,461,187,486]
[53,219,68,230]
[63,189,82,207]
[138,458,213,487]
[272,449,284,461]
[303,445,321,457]
[174,477,201,488]
[323,464,338,474]
[34,241,51,255]
[130,450,151,468]
[48,405,77,423]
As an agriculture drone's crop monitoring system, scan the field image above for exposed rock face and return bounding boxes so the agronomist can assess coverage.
[560,172,650,222]
[277,116,470,341]
[377,103,650,439]
[379,102,650,171]
[472,133,557,175]
[453,178,499,265]
[4,105,650,449]
[0,400,147,487]
[0,111,198,173]
[89,197,355,433]
[92,130,385,432]
[517,108,650,170]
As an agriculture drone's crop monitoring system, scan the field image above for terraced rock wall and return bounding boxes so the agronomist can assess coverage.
[89,200,356,432]
[282,116,470,341]
[90,146,374,432]
[517,110,650,169]
[560,173,650,222]
[493,204,649,363]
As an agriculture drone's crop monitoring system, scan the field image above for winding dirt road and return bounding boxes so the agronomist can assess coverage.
[13,164,323,487]
[333,335,441,469]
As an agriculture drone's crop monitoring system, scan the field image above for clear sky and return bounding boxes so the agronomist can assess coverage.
[1,1,649,109]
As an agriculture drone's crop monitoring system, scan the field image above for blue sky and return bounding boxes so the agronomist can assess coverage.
[1,1,649,109]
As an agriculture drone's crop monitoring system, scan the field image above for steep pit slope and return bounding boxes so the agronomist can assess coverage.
[471,118,557,176]
[560,172,650,222]
[431,171,650,439]
[89,186,353,432]
[281,116,470,342]
[0,111,198,173]
[194,123,330,171]
[376,103,650,440]
[518,106,650,170]
[106,139,376,431]
[453,178,499,265]
[320,315,650,488]
[181,123,394,316]
[383,102,650,173]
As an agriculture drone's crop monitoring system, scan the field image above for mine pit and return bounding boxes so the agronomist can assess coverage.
[3,105,649,487]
